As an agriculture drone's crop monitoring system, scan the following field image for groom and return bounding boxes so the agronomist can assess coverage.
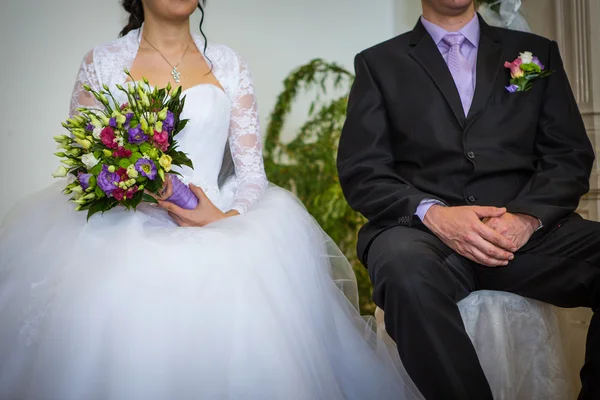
[337,0,600,398]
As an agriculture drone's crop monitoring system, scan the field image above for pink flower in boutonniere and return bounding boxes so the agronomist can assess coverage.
[504,57,524,79]
[504,51,553,92]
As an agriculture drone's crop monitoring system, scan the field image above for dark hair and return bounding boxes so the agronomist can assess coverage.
[120,0,208,55]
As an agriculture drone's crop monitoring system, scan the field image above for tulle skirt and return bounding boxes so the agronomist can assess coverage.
[0,182,421,400]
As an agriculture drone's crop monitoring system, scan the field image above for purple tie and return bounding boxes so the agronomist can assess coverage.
[442,33,473,115]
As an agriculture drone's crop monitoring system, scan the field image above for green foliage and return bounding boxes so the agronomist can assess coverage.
[264,59,376,315]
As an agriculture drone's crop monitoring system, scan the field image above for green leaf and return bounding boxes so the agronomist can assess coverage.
[94,186,105,198]
[174,119,189,136]
[170,151,194,169]
[142,193,159,205]
[77,202,92,211]
[86,198,110,221]
[90,163,103,175]
[130,191,144,208]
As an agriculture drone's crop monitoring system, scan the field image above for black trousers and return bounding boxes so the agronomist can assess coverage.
[367,214,600,400]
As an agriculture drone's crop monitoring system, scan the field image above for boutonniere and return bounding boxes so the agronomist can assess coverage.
[504,51,554,92]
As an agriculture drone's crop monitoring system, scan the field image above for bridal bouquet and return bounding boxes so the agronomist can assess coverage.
[53,71,196,220]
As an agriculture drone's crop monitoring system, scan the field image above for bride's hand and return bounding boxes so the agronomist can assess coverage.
[158,184,237,227]
[146,174,173,201]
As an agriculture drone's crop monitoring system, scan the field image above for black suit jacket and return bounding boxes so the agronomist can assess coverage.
[337,15,595,265]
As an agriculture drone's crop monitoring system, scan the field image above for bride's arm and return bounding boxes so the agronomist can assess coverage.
[227,53,268,214]
[69,50,102,117]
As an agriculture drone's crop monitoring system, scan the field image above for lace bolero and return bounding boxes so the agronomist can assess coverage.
[68,28,267,214]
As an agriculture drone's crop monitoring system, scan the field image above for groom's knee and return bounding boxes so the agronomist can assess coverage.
[367,227,448,301]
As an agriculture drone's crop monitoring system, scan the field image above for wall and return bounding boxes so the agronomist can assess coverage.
[0,0,401,220]
[393,0,422,34]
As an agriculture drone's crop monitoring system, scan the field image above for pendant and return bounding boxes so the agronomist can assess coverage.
[171,66,181,83]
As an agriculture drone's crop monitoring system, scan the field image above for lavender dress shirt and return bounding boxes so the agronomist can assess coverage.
[415,15,480,221]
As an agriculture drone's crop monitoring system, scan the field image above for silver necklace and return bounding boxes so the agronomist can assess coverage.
[143,36,190,83]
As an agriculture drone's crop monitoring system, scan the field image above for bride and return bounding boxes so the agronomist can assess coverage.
[0,1,422,399]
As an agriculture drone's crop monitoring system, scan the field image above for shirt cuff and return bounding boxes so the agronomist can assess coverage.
[415,199,445,221]
[535,219,543,231]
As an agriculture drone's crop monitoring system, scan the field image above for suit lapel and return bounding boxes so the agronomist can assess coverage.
[466,17,504,124]
[409,20,466,128]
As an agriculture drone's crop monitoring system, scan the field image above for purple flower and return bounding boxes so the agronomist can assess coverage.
[109,117,117,128]
[78,172,93,190]
[124,113,134,129]
[505,84,519,93]
[97,165,119,195]
[85,123,94,132]
[128,125,148,145]
[163,111,175,133]
[532,56,544,70]
[135,158,157,180]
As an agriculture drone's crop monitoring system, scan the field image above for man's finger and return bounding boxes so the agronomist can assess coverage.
[467,246,509,267]
[471,234,513,261]
[472,206,506,219]
[475,222,518,252]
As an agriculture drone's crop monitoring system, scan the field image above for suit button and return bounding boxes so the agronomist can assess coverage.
[466,151,475,159]
[467,196,476,203]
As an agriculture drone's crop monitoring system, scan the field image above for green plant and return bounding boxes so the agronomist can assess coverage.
[263,59,376,315]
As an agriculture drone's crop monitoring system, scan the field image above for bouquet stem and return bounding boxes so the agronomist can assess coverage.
[167,175,198,210]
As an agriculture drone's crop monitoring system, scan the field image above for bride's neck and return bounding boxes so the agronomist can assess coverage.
[141,17,193,52]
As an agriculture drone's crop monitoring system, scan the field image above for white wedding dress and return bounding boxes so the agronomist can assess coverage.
[0,28,422,400]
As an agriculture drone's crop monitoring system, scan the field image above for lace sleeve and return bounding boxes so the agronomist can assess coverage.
[69,50,102,117]
[228,53,268,214]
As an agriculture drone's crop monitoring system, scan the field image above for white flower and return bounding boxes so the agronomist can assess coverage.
[519,51,534,64]
[81,153,100,170]
[126,164,139,178]
[92,126,103,140]
[116,136,125,147]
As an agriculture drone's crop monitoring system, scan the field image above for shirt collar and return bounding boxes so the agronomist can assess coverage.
[420,14,480,48]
